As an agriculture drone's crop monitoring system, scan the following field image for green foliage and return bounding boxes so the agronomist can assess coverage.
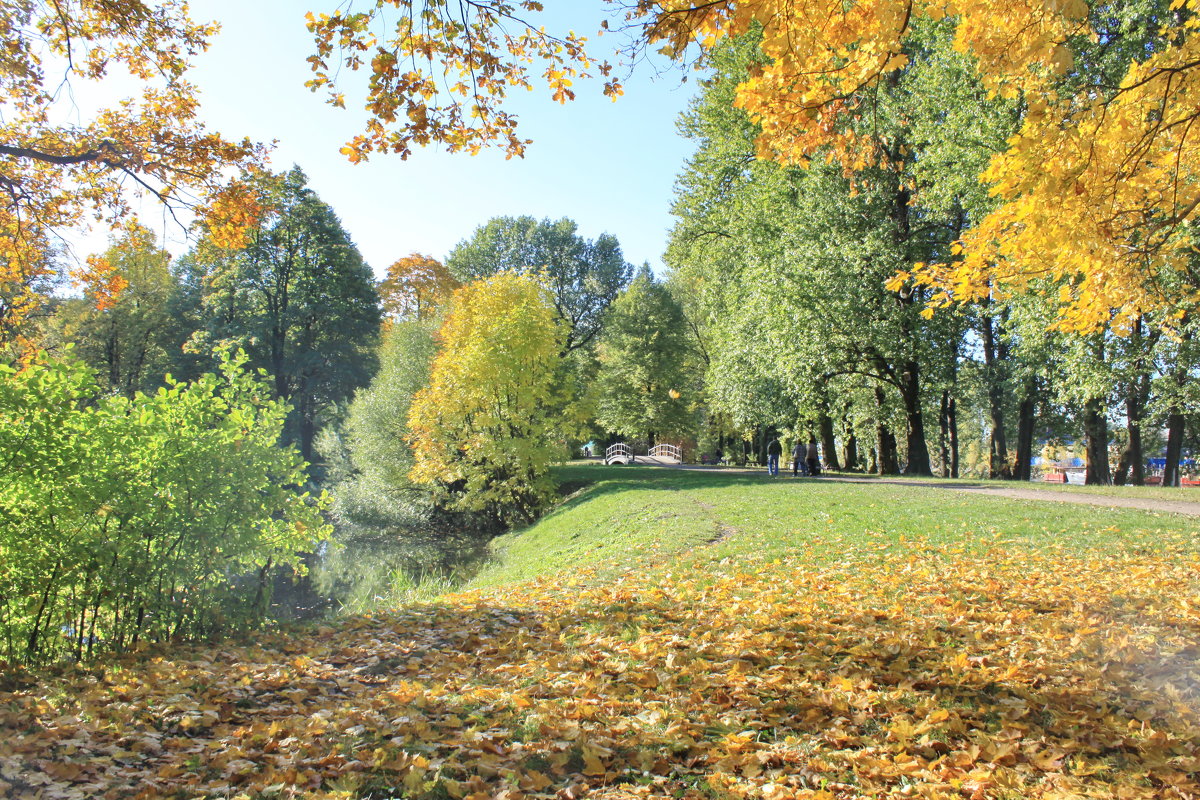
[665,27,1006,473]
[593,268,698,442]
[408,272,571,524]
[317,318,440,537]
[446,216,632,352]
[187,166,381,463]
[0,350,330,665]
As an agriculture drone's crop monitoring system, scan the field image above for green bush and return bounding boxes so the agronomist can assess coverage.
[0,351,330,665]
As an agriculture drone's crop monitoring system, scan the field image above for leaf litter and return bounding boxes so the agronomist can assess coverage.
[2,537,1199,800]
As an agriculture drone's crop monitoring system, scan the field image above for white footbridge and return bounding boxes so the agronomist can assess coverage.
[604,443,682,466]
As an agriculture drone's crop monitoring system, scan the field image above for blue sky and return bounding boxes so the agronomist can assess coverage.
[137,0,704,276]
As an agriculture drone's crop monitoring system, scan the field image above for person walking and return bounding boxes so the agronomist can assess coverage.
[792,438,807,476]
[767,437,782,476]
[805,435,821,477]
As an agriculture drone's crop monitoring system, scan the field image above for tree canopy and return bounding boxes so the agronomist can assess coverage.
[407,271,571,523]
[186,167,381,463]
[10,2,1200,334]
[447,216,632,352]
[306,0,1200,331]
[594,267,697,443]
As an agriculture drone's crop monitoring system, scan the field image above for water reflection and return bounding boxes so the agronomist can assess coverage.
[270,528,493,619]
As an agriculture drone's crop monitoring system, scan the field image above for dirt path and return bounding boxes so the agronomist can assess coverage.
[825,475,1200,517]
[668,464,1200,517]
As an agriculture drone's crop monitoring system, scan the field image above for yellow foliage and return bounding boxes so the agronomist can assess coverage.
[621,0,1200,329]
[312,1,1200,329]
[407,270,569,520]
[3,536,1198,798]
[306,1,618,161]
[0,1,264,344]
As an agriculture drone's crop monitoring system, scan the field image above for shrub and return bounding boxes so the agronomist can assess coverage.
[0,351,330,665]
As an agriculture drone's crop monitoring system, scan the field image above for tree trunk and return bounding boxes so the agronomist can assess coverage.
[878,427,899,475]
[1114,377,1148,486]
[1118,320,1156,486]
[899,363,932,475]
[980,310,1011,478]
[271,322,288,401]
[939,390,951,478]
[1012,388,1036,482]
[1162,320,1191,487]
[948,395,959,478]
[1163,410,1185,487]
[105,320,121,393]
[818,412,841,471]
[843,418,859,472]
[875,387,900,474]
[299,392,315,464]
[1082,397,1111,485]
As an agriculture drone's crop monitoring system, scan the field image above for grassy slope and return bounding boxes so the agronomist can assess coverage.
[815,469,1200,501]
[471,463,1200,589]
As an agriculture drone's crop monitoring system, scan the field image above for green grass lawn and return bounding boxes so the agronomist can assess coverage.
[725,465,1200,502]
[469,463,1200,591]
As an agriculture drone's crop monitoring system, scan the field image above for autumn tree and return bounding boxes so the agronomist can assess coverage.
[379,253,460,321]
[41,224,182,397]
[189,167,381,463]
[407,271,570,524]
[446,216,633,352]
[1,1,262,342]
[667,28,992,476]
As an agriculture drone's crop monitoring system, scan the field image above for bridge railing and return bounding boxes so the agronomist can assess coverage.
[606,443,634,464]
[649,443,681,462]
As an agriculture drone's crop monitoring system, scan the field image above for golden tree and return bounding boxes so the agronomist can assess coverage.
[407,271,569,522]
[379,253,461,321]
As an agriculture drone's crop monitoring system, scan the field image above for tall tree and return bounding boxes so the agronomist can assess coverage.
[446,216,632,352]
[594,267,698,444]
[321,318,440,537]
[667,26,993,475]
[190,167,381,462]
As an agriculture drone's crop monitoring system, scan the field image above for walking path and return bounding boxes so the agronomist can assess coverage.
[668,464,1200,517]
[826,475,1200,517]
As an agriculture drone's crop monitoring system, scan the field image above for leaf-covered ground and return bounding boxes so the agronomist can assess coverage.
[4,468,1199,800]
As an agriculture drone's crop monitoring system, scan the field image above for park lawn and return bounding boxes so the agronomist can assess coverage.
[472,463,1199,588]
[1009,480,1200,501]
[3,464,1199,800]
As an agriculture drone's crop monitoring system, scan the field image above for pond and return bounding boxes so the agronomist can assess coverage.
[268,528,493,620]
